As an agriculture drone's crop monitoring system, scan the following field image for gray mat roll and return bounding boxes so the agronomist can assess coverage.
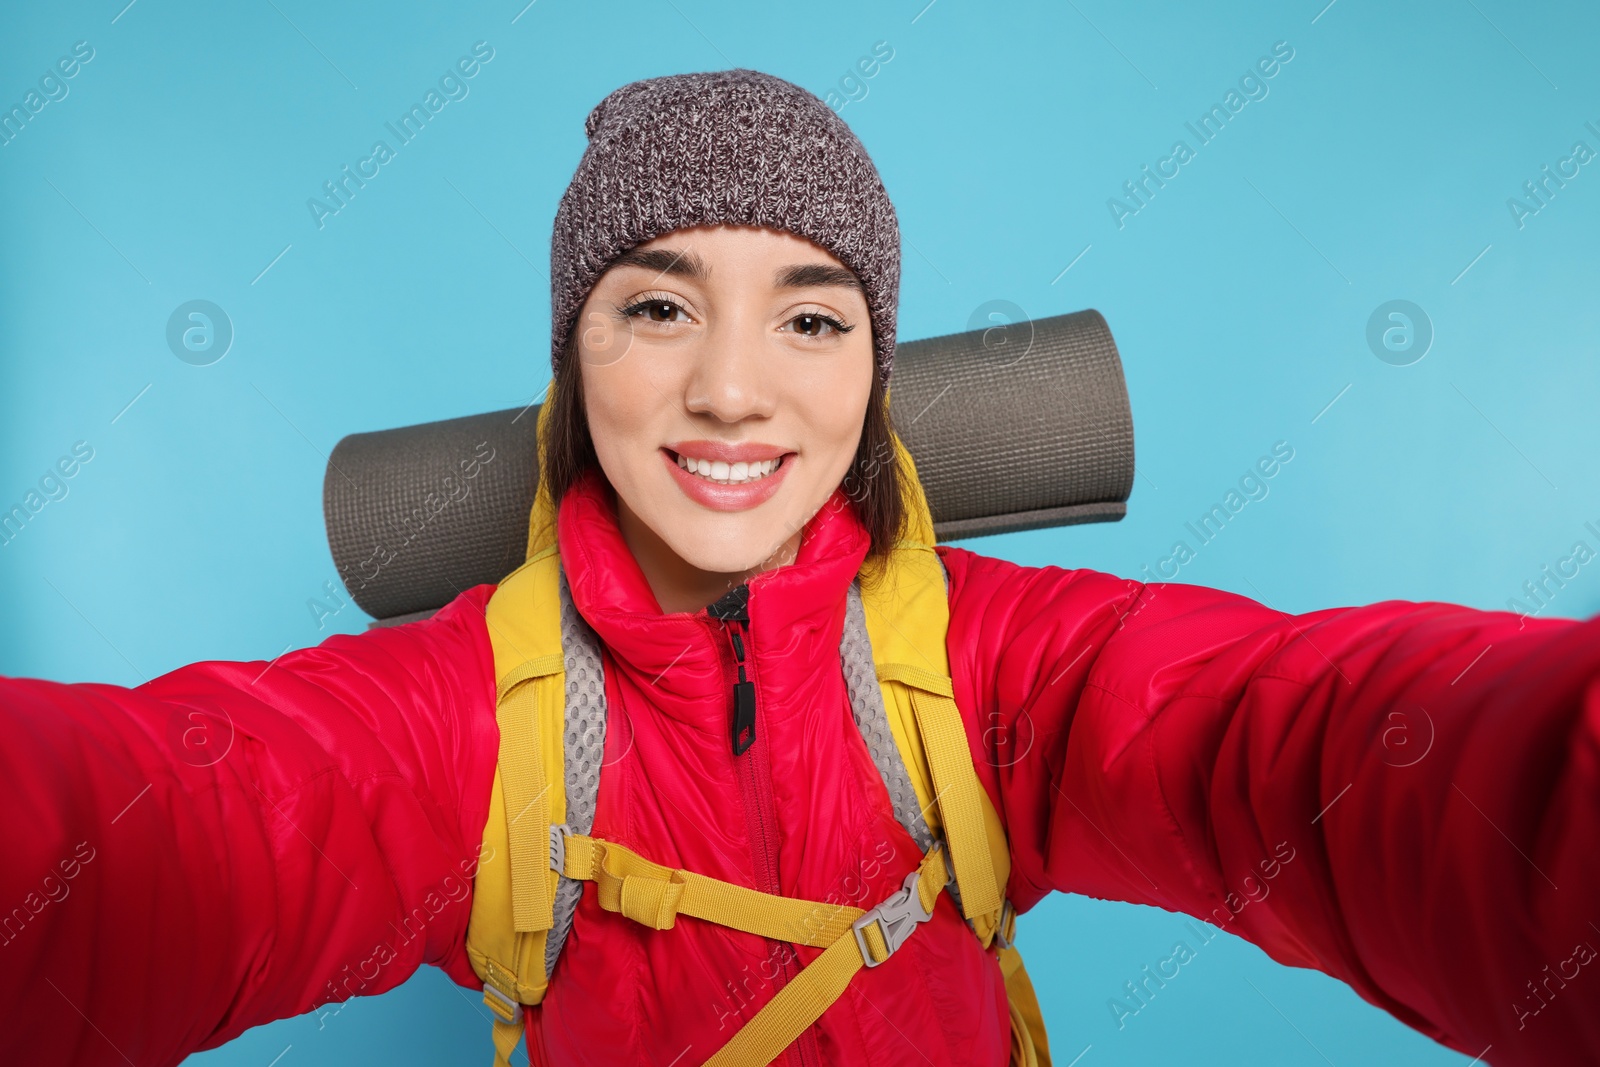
[324,307,1133,624]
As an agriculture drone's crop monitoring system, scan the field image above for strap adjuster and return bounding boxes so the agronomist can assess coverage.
[549,822,571,873]
[481,980,523,1025]
[852,868,935,967]
[992,898,1017,950]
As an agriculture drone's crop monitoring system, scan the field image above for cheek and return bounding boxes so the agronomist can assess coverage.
[582,362,664,483]
[794,362,873,474]
[815,398,867,470]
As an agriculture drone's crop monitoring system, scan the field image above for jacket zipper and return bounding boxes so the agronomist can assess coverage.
[706,583,821,1067]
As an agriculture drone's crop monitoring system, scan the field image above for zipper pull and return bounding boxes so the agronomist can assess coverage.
[730,665,756,756]
[707,585,757,756]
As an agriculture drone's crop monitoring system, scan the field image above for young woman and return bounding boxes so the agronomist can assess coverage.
[2,69,1597,1067]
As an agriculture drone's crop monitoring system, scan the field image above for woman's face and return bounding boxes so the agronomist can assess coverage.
[576,223,875,597]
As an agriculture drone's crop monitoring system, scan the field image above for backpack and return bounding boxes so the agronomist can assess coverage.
[465,396,1051,1067]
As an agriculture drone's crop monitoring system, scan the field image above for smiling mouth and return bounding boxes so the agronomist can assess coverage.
[666,449,791,486]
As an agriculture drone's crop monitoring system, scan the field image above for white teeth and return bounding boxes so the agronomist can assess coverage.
[675,452,783,485]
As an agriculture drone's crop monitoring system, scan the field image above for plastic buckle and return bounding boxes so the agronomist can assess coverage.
[482,981,523,1025]
[992,898,1016,951]
[853,869,934,967]
[549,822,571,874]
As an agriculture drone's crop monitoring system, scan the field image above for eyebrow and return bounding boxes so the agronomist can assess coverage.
[609,247,710,282]
[775,262,864,293]
[608,247,864,294]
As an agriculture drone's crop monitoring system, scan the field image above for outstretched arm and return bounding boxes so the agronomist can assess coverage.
[0,584,501,1067]
[939,545,1600,1066]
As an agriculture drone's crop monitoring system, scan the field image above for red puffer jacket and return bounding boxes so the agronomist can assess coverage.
[2,466,1597,1066]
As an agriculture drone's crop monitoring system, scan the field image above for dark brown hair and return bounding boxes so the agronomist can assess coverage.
[540,329,907,578]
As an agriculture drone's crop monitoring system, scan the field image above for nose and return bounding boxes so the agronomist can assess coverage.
[683,314,776,425]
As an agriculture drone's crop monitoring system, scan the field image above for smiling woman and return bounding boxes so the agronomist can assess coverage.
[2,64,1599,1067]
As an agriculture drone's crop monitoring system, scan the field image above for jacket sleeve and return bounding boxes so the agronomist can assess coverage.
[938,545,1600,1066]
[0,584,502,1067]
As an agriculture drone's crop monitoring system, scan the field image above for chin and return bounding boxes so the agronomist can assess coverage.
[662,516,792,577]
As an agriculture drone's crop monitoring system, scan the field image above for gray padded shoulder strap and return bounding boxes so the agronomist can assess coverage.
[840,579,936,854]
[839,567,967,913]
[547,566,607,976]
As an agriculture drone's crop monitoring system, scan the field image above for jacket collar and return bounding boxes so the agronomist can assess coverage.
[554,466,871,723]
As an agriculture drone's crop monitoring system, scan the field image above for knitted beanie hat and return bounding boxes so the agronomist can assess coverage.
[549,68,901,386]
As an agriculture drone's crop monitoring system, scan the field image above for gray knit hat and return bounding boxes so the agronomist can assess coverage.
[549,68,901,386]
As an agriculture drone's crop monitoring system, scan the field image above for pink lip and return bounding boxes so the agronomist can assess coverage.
[662,447,794,512]
[665,439,791,463]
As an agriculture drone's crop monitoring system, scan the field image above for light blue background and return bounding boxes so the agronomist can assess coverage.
[3,0,1597,1064]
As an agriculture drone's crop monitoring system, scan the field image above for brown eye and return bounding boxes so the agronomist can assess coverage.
[786,312,850,338]
[617,296,690,324]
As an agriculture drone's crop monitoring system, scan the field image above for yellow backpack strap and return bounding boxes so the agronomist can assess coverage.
[1000,931,1053,1067]
[465,399,572,1066]
[497,648,565,932]
[555,833,868,944]
[859,428,1004,936]
[468,548,567,1065]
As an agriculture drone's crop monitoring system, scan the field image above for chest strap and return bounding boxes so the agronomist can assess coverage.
[550,827,954,1067]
